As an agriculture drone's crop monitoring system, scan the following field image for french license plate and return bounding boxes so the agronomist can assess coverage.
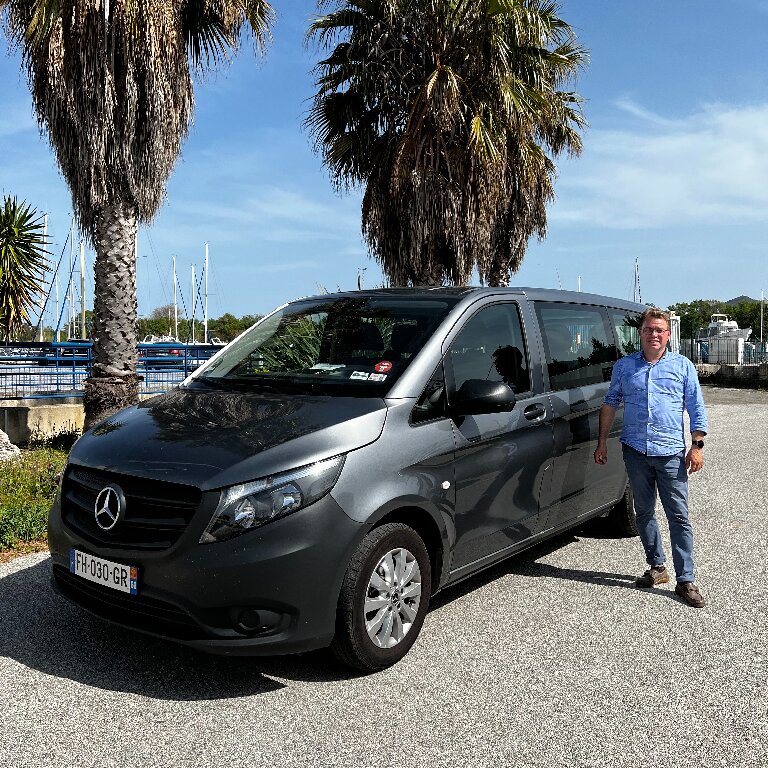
[69,549,138,595]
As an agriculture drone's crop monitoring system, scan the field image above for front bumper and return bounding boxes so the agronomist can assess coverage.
[48,492,364,656]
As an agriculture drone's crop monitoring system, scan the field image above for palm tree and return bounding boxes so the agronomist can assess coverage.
[0,195,49,343]
[0,0,273,426]
[308,0,586,287]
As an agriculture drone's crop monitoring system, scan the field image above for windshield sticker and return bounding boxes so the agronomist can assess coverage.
[374,361,393,373]
[310,363,345,371]
[368,373,388,382]
[350,371,370,380]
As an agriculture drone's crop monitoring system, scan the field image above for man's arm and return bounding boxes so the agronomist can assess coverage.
[595,358,624,466]
[686,429,706,474]
[594,404,616,465]
[683,358,708,474]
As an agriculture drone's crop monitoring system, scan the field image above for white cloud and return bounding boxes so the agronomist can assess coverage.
[614,98,681,128]
[218,259,321,274]
[167,186,360,243]
[554,101,768,229]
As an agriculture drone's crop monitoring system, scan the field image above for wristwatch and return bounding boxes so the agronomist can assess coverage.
[691,439,705,449]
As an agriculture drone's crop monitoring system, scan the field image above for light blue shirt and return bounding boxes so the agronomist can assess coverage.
[604,351,708,456]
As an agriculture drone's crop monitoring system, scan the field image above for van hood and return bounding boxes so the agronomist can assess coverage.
[69,387,388,490]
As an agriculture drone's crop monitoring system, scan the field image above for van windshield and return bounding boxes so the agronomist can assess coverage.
[191,296,455,397]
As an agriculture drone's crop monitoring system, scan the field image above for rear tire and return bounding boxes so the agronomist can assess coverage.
[331,523,431,673]
[607,483,638,537]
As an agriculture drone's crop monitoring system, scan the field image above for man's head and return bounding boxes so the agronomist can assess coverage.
[639,307,671,360]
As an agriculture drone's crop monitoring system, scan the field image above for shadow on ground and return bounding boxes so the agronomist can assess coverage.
[0,557,358,699]
[429,516,682,610]
[0,518,679,696]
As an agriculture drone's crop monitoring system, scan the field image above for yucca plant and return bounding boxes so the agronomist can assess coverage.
[0,195,49,343]
[0,0,274,426]
[308,0,587,286]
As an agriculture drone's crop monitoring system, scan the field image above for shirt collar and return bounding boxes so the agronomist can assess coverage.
[641,349,668,366]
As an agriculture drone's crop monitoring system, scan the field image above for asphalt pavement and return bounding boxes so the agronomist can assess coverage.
[1,386,766,768]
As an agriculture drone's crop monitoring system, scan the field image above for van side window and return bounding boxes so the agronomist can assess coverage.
[535,303,617,391]
[412,363,447,424]
[447,303,531,394]
[610,310,641,356]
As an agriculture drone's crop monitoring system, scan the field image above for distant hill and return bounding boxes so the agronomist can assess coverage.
[724,295,759,305]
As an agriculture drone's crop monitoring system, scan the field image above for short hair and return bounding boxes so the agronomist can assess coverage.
[640,307,670,330]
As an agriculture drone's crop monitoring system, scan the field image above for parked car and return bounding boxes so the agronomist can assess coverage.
[37,340,92,367]
[137,337,183,369]
[48,287,643,671]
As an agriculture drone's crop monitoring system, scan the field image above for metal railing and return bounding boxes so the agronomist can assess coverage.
[0,341,223,399]
[679,338,768,366]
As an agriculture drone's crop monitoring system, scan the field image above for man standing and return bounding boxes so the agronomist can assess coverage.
[594,308,708,607]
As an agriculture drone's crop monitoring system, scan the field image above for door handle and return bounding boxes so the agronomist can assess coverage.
[524,403,546,420]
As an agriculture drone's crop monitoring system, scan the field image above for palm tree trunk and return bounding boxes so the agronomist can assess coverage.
[487,261,510,287]
[411,262,444,287]
[83,203,141,428]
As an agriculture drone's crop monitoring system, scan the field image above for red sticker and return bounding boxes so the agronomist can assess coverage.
[374,361,393,373]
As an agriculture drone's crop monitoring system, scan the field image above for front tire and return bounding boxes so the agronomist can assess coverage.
[331,523,432,672]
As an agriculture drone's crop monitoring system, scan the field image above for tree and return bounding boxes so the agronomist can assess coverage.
[149,303,177,322]
[307,0,586,286]
[1,0,273,426]
[669,298,765,342]
[209,312,260,342]
[0,195,49,342]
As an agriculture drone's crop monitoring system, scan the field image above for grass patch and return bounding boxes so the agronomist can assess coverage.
[0,448,68,551]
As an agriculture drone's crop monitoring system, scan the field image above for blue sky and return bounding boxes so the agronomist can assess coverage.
[1,0,766,325]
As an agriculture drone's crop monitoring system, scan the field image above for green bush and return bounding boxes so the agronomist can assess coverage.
[0,448,67,549]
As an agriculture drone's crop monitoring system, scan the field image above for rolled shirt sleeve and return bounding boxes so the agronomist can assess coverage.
[683,357,708,434]
[604,358,626,408]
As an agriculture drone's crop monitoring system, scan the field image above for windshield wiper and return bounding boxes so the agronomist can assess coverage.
[191,375,284,394]
[193,374,317,395]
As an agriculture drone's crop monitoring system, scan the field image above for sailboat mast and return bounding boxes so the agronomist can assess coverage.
[39,214,48,341]
[173,256,178,341]
[55,272,60,343]
[79,240,86,338]
[633,258,642,304]
[68,217,75,339]
[204,243,209,344]
[191,265,196,343]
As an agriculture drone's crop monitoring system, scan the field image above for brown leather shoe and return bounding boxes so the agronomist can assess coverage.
[675,581,705,608]
[635,565,670,588]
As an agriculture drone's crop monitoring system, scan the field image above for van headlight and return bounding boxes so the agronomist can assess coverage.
[200,455,346,544]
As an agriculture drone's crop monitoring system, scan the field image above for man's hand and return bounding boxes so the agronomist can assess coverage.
[594,440,608,465]
[686,447,704,474]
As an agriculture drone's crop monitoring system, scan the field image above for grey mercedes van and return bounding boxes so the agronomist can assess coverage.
[48,287,644,671]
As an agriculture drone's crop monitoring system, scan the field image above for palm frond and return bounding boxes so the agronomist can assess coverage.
[0,195,50,342]
[307,0,586,286]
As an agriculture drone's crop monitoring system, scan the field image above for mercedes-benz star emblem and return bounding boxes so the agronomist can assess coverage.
[94,485,125,531]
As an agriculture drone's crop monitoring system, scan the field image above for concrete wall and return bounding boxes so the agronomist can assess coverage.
[0,398,84,444]
[695,362,768,389]
[0,393,159,445]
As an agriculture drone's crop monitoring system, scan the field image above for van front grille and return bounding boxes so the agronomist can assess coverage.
[61,465,202,551]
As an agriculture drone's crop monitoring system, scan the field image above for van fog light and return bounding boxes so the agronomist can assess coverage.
[200,455,345,544]
[234,608,282,635]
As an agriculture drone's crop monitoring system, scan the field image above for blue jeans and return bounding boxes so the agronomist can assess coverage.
[622,444,695,583]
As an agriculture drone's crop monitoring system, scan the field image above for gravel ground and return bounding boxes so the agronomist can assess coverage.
[1,387,766,768]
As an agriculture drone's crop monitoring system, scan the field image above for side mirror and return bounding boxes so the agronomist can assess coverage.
[451,379,516,417]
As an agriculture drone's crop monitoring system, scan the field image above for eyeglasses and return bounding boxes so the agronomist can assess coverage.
[641,328,669,335]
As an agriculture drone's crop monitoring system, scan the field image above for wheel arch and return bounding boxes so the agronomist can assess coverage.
[366,504,449,595]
